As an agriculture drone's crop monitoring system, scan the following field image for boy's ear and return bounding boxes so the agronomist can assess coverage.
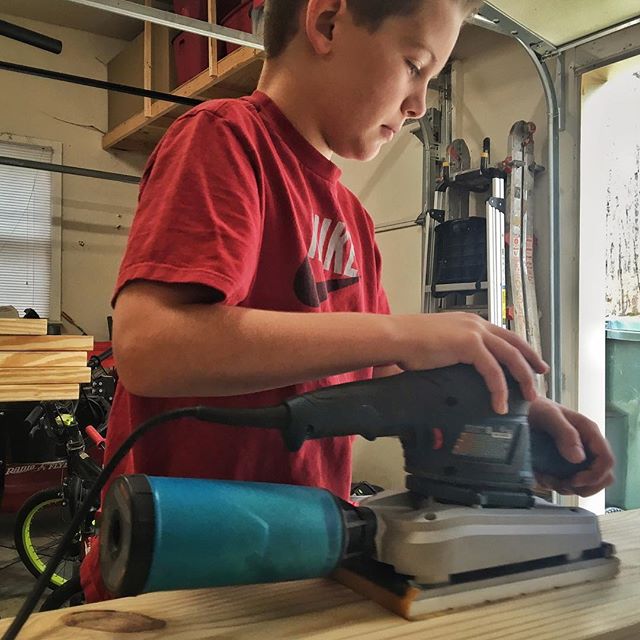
[304,0,347,55]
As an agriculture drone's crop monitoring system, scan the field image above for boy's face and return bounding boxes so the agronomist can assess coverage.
[311,0,465,161]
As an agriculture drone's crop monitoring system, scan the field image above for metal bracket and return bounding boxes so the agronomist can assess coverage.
[468,3,557,58]
[428,209,446,224]
[426,107,442,145]
[415,210,428,226]
[487,197,505,213]
[554,53,566,132]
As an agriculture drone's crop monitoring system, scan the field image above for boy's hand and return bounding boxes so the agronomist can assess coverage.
[528,397,615,497]
[390,312,548,414]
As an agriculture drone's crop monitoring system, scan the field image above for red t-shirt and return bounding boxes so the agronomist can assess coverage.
[81,91,390,600]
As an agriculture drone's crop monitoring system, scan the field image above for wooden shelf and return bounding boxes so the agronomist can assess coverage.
[104,6,265,154]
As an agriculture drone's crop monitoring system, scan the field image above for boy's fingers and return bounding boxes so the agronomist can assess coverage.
[573,472,614,497]
[565,408,614,462]
[484,334,538,402]
[490,325,549,374]
[536,471,614,497]
[531,405,585,463]
[557,407,615,486]
[535,473,554,490]
[470,345,508,414]
[573,468,613,490]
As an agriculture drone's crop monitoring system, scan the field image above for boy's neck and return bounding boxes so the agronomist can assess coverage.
[257,60,334,161]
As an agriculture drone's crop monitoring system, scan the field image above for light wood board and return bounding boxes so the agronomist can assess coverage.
[0,335,93,352]
[0,351,88,368]
[0,318,47,335]
[0,384,79,402]
[1,511,639,639]
[0,367,91,384]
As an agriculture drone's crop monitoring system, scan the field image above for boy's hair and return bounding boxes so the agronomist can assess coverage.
[263,0,480,59]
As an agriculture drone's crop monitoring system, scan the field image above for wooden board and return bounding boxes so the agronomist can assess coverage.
[0,351,88,368]
[0,384,79,402]
[0,318,48,335]
[0,367,91,384]
[1,511,640,639]
[0,335,93,352]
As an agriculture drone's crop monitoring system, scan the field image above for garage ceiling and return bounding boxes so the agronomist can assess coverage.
[486,0,640,47]
[2,0,639,50]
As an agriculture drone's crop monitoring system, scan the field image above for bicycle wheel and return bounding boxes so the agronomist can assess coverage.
[14,487,80,589]
[39,576,84,611]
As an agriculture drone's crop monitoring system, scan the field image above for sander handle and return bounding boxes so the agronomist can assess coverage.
[281,364,523,450]
[280,364,595,482]
[530,429,594,480]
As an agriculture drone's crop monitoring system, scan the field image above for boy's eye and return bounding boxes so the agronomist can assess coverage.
[406,60,421,77]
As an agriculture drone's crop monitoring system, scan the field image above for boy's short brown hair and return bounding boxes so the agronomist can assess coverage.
[263,0,480,59]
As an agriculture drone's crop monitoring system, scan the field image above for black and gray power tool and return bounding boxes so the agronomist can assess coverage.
[99,364,618,618]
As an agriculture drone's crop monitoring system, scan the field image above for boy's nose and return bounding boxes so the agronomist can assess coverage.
[402,88,428,120]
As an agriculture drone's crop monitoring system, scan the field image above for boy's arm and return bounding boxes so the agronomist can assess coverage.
[113,281,546,414]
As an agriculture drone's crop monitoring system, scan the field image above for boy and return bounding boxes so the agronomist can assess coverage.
[81,0,614,601]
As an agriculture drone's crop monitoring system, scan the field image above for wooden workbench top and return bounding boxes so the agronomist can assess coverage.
[2,510,639,640]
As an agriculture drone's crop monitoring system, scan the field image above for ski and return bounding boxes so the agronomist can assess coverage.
[506,121,528,341]
[521,122,545,393]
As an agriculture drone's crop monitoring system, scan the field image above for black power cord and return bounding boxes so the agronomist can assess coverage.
[1,403,287,640]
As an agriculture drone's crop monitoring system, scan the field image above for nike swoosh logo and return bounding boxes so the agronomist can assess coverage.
[294,258,360,307]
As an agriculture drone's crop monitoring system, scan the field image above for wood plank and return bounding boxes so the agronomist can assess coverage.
[0,384,79,402]
[102,110,150,151]
[216,46,263,78]
[0,318,48,335]
[0,351,88,368]
[0,335,93,352]
[1,511,638,639]
[173,67,217,98]
[0,367,91,385]
[201,49,264,100]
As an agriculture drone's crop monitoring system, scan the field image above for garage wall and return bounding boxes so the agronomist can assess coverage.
[0,13,145,340]
[338,25,551,490]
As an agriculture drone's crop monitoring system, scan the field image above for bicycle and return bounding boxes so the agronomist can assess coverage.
[12,349,114,593]
[13,405,105,590]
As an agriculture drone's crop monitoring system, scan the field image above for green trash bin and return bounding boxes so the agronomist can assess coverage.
[605,316,640,509]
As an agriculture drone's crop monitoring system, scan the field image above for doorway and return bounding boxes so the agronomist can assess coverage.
[580,54,640,514]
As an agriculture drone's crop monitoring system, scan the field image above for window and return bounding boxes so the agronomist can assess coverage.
[0,137,61,320]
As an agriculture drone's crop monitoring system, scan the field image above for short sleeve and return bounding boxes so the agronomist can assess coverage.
[113,108,264,307]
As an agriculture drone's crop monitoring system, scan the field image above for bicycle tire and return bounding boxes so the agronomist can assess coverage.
[13,487,79,589]
[39,576,84,611]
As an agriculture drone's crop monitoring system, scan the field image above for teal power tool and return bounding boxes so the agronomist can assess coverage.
[99,364,619,617]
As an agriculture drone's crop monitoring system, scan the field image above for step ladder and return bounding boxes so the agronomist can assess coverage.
[423,138,507,328]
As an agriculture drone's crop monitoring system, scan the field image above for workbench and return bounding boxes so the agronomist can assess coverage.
[1,510,639,640]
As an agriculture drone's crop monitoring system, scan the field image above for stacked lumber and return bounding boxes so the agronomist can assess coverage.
[0,318,93,402]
